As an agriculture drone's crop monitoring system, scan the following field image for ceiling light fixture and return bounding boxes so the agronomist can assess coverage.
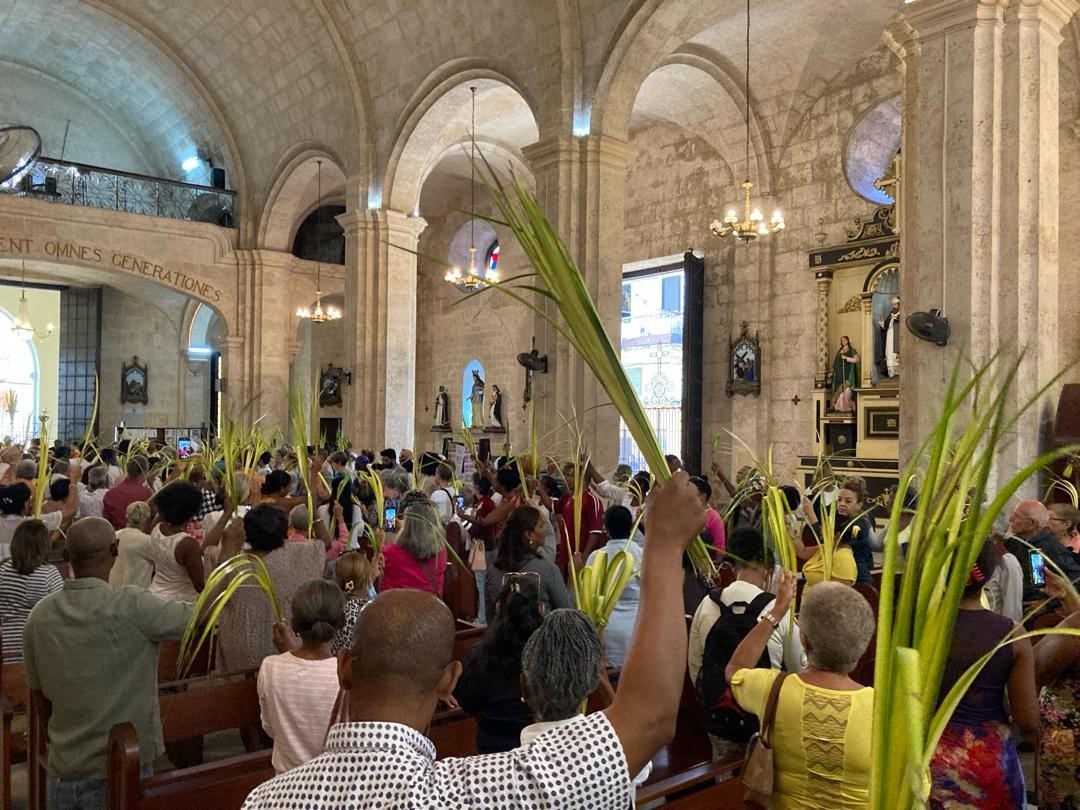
[296,159,342,323]
[709,0,784,243]
[10,261,54,342]
[445,87,498,292]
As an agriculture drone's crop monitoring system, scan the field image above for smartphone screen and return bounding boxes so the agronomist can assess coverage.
[384,507,397,532]
[177,438,193,459]
[455,495,465,510]
[1030,550,1047,587]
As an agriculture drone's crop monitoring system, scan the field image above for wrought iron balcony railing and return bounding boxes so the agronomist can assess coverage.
[1,157,236,228]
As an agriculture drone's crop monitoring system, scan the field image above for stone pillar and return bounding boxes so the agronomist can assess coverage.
[339,208,427,451]
[522,134,636,470]
[229,249,296,431]
[814,270,833,388]
[885,0,1076,486]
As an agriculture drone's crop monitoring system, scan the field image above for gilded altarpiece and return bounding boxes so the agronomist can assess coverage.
[799,206,900,498]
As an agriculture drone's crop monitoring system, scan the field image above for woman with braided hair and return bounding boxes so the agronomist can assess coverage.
[928,540,1039,808]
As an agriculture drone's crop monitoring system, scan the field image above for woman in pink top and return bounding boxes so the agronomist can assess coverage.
[259,579,345,773]
[379,497,447,596]
[690,476,726,553]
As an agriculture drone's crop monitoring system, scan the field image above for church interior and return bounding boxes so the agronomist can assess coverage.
[3,0,1080,807]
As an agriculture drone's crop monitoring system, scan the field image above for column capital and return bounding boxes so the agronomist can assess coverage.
[892,0,1006,43]
[522,134,636,174]
[335,209,367,236]
[384,208,428,242]
[1015,0,1080,37]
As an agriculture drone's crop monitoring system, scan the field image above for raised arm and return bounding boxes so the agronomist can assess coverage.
[604,472,704,778]
[60,462,83,520]
[725,572,796,683]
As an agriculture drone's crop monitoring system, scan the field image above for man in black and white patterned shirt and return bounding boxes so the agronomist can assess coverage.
[242,472,705,810]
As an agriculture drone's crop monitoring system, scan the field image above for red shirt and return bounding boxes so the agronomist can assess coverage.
[558,490,604,572]
[379,543,448,596]
[473,495,499,550]
[102,479,153,530]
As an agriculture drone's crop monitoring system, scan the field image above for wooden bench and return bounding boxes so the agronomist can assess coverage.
[107,725,273,810]
[637,756,744,808]
[28,669,269,810]
[1,660,29,810]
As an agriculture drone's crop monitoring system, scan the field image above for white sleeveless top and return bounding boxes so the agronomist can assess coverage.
[147,525,199,601]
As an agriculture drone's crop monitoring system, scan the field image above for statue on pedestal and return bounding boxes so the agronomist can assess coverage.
[433,386,451,431]
[831,336,860,412]
[468,370,485,429]
[877,297,901,379]
[485,385,504,432]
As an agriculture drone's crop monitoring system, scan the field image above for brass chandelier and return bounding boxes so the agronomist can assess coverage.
[296,159,342,322]
[445,87,498,292]
[709,0,784,243]
[10,261,54,342]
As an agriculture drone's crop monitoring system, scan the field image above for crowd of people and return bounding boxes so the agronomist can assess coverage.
[0,436,1078,808]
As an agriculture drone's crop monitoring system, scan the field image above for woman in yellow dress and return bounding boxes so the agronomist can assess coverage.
[726,574,876,809]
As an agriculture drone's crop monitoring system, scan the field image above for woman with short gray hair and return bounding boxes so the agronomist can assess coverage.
[519,609,653,785]
[725,575,875,808]
[380,497,447,596]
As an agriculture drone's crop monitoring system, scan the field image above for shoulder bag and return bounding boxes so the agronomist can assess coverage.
[741,671,788,809]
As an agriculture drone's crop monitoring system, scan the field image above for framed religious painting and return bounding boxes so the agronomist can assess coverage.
[120,357,149,404]
[318,364,350,407]
[726,322,761,397]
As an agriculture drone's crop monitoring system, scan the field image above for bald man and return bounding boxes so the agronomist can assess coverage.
[23,517,193,808]
[243,472,707,810]
[1007,499,1080,601]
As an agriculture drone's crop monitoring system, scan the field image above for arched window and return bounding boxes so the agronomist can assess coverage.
[448,219,498,280]
[292,205,346,264]
[844,96,901,205]
[0,307,39,441]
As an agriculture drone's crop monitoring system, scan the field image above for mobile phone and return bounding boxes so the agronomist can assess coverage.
[1030,550,1046,587]
[456,495,465,510]
[383,506,397,532]
[177,438,193,459]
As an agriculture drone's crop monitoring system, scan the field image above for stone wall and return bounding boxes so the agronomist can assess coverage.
[622,45,900,478]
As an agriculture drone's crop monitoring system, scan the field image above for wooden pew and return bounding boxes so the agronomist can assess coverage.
[107,671,271,809]
[1,660,29,810]
[636,757,744,809]
[107,725,273,810]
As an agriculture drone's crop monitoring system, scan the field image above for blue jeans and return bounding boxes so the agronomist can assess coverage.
[48,764,151,809]
[475,568,487,625]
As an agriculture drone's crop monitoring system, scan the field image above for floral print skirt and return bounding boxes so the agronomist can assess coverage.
[1039,676,1080,810]
[929,720,1025,809]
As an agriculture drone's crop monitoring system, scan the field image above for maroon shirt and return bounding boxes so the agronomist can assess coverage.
[102,479,153,529]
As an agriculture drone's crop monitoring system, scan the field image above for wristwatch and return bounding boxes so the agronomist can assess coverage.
[758,612,782,630]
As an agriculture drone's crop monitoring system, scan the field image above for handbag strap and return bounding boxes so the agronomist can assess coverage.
[759,672,789,746]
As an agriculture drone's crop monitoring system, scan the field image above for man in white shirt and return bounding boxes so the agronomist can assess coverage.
[428,464,458,525]
[688,525,805,761]
[243,473,707,810]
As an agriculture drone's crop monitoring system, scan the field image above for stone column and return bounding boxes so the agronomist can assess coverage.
[885,0,1076,486]
[814,270,833,388]
[230,249,296,431]
[523,134,636,470]
[339,208,427,451]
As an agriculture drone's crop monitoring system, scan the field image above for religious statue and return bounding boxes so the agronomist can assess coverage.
[486,385,504,431]
[468,370,485,428]
[877,297,901,379]
[433,386,451,431]
[831,336,860,412]
[319,364,346,407]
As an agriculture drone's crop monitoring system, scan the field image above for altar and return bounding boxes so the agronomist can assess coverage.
[798,205,901,501]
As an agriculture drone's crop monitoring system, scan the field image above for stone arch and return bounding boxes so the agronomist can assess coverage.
[383,62,541,214]
[258,147,349,253]
[71,0,248,201]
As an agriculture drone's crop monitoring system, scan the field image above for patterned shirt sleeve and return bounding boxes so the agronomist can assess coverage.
[434,712,633,808]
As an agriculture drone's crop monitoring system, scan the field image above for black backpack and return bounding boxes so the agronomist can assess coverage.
[696,589,776,741]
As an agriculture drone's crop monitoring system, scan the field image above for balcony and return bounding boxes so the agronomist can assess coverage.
[2,157,236,228]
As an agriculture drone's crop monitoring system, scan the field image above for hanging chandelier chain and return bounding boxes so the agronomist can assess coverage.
[744,0,751,180]
[470,86,476,255]
[315,159,323,291]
